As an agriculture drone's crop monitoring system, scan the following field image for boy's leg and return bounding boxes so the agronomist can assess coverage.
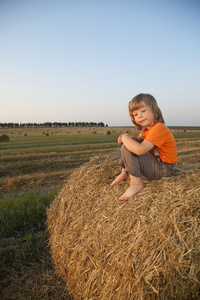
[111,140,144,187]
[110,169,129,186]
[121,144,167,180]
[119,174,144,201]
[115,146,161,201]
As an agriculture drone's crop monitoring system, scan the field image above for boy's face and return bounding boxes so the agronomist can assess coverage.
[132,102,155,128]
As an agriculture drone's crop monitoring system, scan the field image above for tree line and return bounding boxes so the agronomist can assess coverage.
[0,122,107,129]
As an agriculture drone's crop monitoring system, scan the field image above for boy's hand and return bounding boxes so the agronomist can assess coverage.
[118,135,123,145]
[118,133,131,145]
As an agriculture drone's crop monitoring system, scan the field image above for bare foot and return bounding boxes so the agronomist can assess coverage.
[119,183,144,201]
[111,171,129,186]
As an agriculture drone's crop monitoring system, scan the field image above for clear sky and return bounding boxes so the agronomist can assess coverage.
[0,0,200,126]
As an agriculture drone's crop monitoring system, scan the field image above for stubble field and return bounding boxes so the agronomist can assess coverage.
[0,126,200,299]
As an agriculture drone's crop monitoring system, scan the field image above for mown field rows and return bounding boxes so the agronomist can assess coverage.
[0,127,127,197]
[0,126,200,299]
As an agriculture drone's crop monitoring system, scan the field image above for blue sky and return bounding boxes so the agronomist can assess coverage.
[0,0,200,126]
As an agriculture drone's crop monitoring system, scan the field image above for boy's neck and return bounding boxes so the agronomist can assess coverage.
[145,122,157,130]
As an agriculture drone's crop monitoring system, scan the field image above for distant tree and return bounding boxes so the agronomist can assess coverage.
[98,122,104,127]
[44,122,52,127]
[27,123,34,128]
[0,121,106,128]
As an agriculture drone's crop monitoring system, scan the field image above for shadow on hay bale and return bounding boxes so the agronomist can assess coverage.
[47,151,200,300]
[0,134,10,142]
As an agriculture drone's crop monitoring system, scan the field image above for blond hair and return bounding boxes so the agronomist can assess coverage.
[128,93,165,130]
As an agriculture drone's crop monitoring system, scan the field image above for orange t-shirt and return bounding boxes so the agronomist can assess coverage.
[138,123,177,164]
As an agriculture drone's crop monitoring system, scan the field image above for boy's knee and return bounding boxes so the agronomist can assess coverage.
[121,144,137,156]
[121,144,129,155]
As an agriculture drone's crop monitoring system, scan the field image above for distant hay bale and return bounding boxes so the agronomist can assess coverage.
[0,134,10,142]
[47,151,200,300]
[105,130,111,135]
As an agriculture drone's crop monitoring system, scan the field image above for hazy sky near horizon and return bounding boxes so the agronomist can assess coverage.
[0,0,200,126]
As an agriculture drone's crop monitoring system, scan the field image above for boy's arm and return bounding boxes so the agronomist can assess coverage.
[121,133,154,155]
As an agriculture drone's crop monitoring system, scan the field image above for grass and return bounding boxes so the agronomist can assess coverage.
[0,192,55,236]
[0,188,70,299]
[0,126,200,299]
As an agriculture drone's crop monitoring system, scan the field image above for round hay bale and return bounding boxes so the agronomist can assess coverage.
[47,151,200,300]
[0,134,10,142]
[105,130,111,135]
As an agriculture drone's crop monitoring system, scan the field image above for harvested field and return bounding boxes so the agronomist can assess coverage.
[1,126,200,299]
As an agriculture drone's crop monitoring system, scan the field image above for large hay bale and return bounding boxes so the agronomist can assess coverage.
[105,130,111,135]
[47,151,200,300]
[0,134,10,142]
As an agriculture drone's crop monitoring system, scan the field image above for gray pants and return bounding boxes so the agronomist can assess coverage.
[120,138,175,180]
